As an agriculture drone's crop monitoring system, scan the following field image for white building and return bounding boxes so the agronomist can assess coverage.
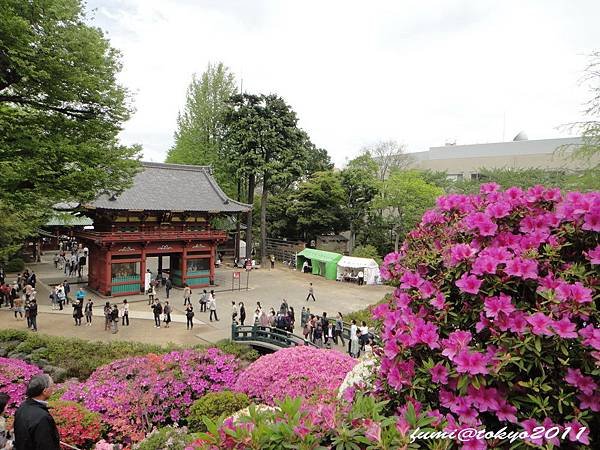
[409,136,591,181]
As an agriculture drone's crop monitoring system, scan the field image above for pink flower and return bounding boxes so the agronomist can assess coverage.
[565,368,598,395]
[507,311,528,334]
[485,201,512,218]
[579,324,600,350]
[430,364,448,384]
[400,271,424,289]
[563,420,590,445]
[484,293,515,318]
[551,318,578,338]
[441,330,473,360]
[471,255,499,275]
[578,393,600,411]
[430,292,446,310]
[418,281,436,299]
[454,349,489,375]
[449,243,477,266]
[495,401,518,423]
[363,419,381,442]
[388,360,415,390]
[455,273,483,295]
[526,312,553,336]
[293,425,311,438]
[583,211,600,231]
[585,245,600,264]
[504,257,538,280]
[480,182,500,194]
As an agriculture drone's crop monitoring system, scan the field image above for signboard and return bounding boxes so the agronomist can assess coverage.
[233,271,241,279]
[245,260,252,271]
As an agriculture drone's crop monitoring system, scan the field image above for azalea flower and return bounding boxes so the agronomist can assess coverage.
[564,368,598,395]
[551,318,578,338]
[584,245,600,264]
[563,420,591,444]
[526,312,553,336]
[454,349,489,375]
[430,364,448,384]
[455,273,483,295]
[484,293,515,318]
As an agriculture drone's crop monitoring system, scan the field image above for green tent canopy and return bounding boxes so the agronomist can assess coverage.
[296,248,343,280]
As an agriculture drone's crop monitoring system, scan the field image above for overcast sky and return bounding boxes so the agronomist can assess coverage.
[86,0,600,167]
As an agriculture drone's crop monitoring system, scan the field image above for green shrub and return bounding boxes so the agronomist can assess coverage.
[351,244,382,265]
[211,340,260,363]
[344,294,388,328]
[133,426,195,450]
[187,390,250,432]
[5,258,25,272]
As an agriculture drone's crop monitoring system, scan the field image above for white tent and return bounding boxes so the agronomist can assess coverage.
[336,256,380,285]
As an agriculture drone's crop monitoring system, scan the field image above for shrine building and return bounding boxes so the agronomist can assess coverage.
[76,162,250,296]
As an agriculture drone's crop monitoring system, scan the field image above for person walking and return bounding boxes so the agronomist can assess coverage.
[306,282,316,302]
[208,291,218,322]
[183,284,192,306]
[147,284,156,305]
[289,306,295,331]
[335,312,345,346]
[63,280,71,304]
[165,277,172,299]
[49,287,58,311]
[75,287,85,305]
[163,301,172,328]
[300,306,307,328]
[152,299,163,328]
[56,285,65,311]
[239,302,246,326]
[325,322,335,348]
[14,296,24,320]
[199,289,207,312]
[13,374,60,450]
[357,270,364,286]
[231,301,238,322]
[121,299,129,326]
[28,300,38,332]
[185,305,195,330]
[84,299,93,326]
[313,323,323,348]
[349,319,360,357]
[72,299,83,326]
[270,254,275,270]
[103,302,112,331]
[110,304,119,334]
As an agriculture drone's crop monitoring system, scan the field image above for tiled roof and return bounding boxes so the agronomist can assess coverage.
[84,162,251,213]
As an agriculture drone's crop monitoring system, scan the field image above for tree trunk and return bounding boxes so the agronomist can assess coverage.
[394,230,401,253]
[234,179,241,261]
[260,173,269,267]
[246,173,255,261]
[348,221,355,254]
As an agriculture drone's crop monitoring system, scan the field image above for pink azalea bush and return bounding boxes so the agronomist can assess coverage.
[233,346,357,406]
[375,185,599,448]
[0,357,43,415]
[62,348,239,445]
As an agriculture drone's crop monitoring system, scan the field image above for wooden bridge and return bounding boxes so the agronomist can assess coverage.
[231,319,379,351]
[231,324,318,351]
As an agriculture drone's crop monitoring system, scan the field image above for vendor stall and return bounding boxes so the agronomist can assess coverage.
[336,256,380,285]
[296,248,342,281]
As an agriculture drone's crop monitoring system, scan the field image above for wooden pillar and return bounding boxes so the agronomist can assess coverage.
[158,255,163,274]
[140,247,146,293]
[105,248,112,296]
[182,245,188,287]
[209,241,215,285]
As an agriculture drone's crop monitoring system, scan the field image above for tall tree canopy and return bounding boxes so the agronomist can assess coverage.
[0,0,140,258]
[340,153,379,253]
[166,62,237,196]
[223,93,330,262]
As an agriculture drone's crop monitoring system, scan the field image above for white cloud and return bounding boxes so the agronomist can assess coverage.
[87,0,600,166]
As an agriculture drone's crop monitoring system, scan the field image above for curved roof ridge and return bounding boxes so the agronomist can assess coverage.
[141,161,212,172]
[201,167,252,208]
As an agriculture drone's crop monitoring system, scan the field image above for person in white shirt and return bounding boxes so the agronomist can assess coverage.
[208,290,219,322]
[359,321,370,350]
[349,319,359,357]
[121,299,129,326]
[357,270,364,286]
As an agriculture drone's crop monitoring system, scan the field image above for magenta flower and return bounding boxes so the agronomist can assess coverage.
[293,424,311,438]
[471,255,499,275]
[449,243,477,266]
[495,401,518,423]
[455,273,483,295]
[583,211,600,231]
[430,364,448,384]
[551,318,578,338]
[565,368,598,395]
[564,420,591,444]
[504,257,538,280]
[430,292,446,310]
[363,419,382,442]
[526,312,554,336]
[585,245,600,264]
[453,349,489,375]
[485,201,511,218]
[484,293,515,318]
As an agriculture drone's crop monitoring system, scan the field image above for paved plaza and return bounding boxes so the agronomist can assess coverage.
[0,255,391,347]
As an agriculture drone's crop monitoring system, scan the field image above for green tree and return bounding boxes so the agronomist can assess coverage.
[351,244,382,265]
[451,167,573,194]
[375,170,443,251]
[166,62,238,196]
[223,93,326,263]
[0,0,140,257]
[361,140,413,181]
[340,154,379,253]
[287,171,348,240]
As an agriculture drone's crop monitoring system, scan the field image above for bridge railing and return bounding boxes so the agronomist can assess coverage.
[232,324,318,349]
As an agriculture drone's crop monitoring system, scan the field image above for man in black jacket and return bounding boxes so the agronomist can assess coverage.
[14,374,60,450]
